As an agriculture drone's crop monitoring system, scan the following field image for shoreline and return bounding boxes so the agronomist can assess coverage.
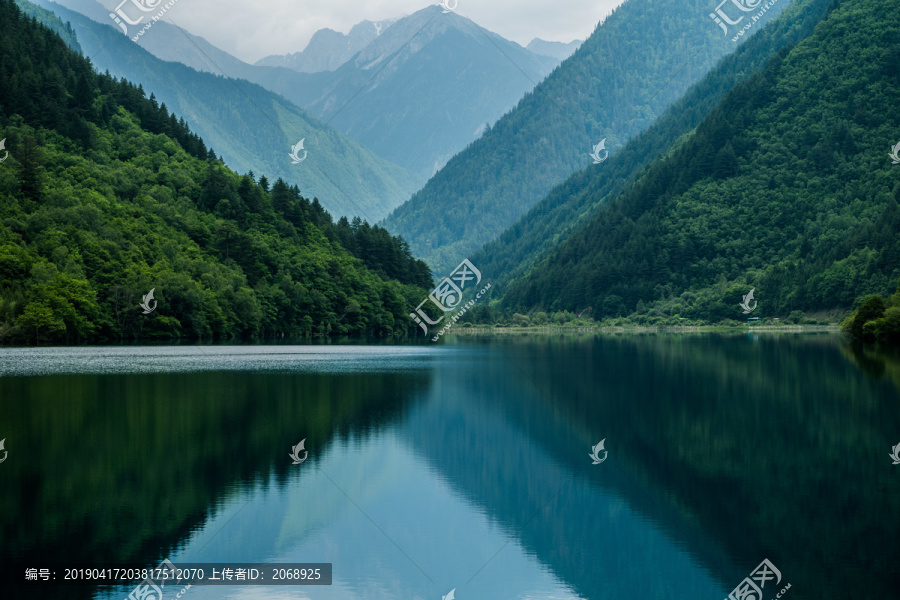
[444,325,842,334]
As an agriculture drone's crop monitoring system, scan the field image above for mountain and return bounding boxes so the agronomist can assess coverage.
[0,0,431,343]
[527,38,581,61]
[37,0,258,76]
[29,0,419,222]
[255,19,398,73]
[249,6,560,181]
[381,0,792,275]
[33,2,561,184]
[472,0,835,297]
[13,0,78,46]
[501,0,900,322]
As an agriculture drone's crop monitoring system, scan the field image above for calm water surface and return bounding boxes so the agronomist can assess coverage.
[1,334,898,600]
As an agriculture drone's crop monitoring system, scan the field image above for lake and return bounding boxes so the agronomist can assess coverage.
[1,333,898,599]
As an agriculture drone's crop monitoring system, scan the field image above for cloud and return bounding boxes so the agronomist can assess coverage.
[101,0,624,63]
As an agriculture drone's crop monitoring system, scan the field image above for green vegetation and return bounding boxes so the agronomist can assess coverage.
[472,0,837,298]
[382,0,790,274]
[14,0,79,48]
[0,0,430,344]
[28,0,419,221]
[502,0,900,324]
[842,278,900,343]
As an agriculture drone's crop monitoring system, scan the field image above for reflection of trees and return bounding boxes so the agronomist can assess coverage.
[0,369,424,599]
[420,334,900,600]
[840,342,900,392]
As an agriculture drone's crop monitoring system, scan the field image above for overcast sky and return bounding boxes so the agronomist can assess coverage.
[100,0,626,63]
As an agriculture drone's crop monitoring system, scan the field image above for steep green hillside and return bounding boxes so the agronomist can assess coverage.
[472,0,836,296]
[0,0,430,344]
[30,0,419,222]
[382,0,791,273]
[503,0,900,322]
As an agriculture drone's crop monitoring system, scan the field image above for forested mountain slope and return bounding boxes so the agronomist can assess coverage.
[473,0,835,296]
[0,0,430,344]
[14,0,79,47]
[29,0,419,221]
[503,0,900,322]
[382,0,791,274]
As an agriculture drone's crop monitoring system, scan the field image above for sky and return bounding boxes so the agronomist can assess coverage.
[99,0,626,63]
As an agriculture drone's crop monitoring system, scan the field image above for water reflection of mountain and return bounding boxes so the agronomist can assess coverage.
[406,335,900,600]
[0,365,429,600]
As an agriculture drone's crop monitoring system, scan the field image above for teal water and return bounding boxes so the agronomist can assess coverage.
[1,334,898,599]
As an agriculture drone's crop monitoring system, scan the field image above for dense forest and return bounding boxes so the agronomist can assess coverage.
[501,0,900,324]
[471,0,836,298]
[843,279,900,344]
[0,0,431,344]
[381,0,790,274]
[27,0,419,221]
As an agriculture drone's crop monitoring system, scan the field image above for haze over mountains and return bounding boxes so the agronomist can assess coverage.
[255,19,398,73]
[526,38,582,61]
[43,0,573,183]
[255,23,580,73]
[274,6,560,178]
[382,0,792,274]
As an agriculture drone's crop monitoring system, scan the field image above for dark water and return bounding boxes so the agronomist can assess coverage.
[1,334,898,600]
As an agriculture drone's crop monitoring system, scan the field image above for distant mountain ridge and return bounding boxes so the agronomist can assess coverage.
[381,0,791,275]
[527,38,582,61]
[35,1,562,184]
[276,6,559,179]
[255,19,398,73]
